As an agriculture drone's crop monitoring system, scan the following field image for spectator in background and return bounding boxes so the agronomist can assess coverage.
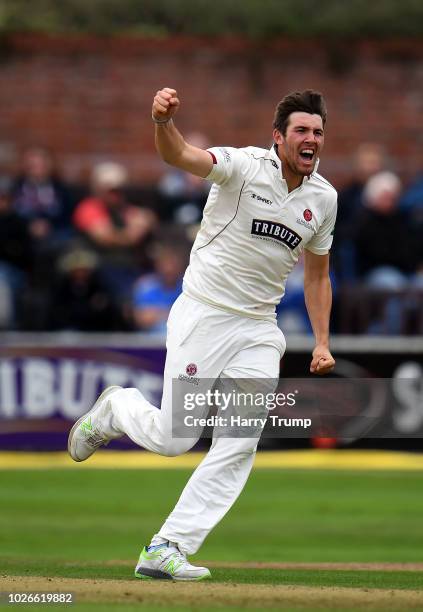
[0,177,32,328]
[48,247,122,331]
[158,132,211,224]
[338,143,386,222]
[73,162,156,303]
[133,240,188,333]
[11,146,74,247]
[333,143,386,281]
[353,171,421,334]
[354,171,416,283]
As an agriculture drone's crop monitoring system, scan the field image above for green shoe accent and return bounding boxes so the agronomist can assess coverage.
[138,546,164,562]
[163,558,184,574]
[80,417,93,433]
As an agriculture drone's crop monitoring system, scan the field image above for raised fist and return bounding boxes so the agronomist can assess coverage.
[152,88,180,122]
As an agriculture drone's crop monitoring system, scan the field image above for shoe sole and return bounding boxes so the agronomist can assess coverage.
[67,385,122,462]
[134,567,211,581]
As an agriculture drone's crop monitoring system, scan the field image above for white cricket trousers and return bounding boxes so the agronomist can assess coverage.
[110,294,286,555]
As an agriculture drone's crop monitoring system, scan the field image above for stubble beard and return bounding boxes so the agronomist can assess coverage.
[280,142,313,179]
[285,155,312,179]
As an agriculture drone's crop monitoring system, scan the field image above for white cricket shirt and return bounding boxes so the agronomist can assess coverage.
[183,145,337,320]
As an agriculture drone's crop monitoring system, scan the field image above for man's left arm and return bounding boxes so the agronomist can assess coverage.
[303,250,335,375]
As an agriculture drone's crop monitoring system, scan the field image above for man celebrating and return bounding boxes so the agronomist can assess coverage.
[68,87,336,581]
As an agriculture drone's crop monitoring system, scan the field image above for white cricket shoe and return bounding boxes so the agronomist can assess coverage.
[67,385,122,462]
[134,542,211,581]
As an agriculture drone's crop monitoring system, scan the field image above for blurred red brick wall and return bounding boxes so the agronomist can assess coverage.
[0,34,422,187]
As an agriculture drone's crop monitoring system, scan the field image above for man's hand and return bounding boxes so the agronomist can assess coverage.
[310,345,335,375]
[152,88,180,122]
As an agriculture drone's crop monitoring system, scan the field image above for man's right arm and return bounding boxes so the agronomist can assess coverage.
[152,88,213,178]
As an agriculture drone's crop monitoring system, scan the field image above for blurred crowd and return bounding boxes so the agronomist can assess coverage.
[0,142,422,335]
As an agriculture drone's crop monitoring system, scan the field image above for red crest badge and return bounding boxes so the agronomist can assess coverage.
[186,363,198,376]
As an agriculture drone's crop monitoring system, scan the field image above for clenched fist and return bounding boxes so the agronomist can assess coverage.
[310,345,335,375]
[152,88,180,123]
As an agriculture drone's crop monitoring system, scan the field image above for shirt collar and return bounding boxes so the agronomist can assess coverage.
[269,144,320,183]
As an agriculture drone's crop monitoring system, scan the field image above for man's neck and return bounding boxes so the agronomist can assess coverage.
[283,170,303,193]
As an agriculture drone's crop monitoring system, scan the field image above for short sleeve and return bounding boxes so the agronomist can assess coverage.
[305,191,338,255]
[73,198,110,232]
[205,147,251,186]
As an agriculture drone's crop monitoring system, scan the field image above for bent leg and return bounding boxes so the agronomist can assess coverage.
[157,342,282,554]
[110,295,225,456]
[109,385,197,456]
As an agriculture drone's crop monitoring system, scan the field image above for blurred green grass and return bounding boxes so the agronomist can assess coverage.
[1,468,423,564]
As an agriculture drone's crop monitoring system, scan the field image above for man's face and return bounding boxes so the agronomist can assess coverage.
[24,149,52,182]
[273,112,324,177]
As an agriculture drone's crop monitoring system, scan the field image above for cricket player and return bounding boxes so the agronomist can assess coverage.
[68,87,336,581]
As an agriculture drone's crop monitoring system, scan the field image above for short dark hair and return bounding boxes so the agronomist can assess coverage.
[273,90,327,135]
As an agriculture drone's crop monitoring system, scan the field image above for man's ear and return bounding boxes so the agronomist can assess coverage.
[272,128,284,145]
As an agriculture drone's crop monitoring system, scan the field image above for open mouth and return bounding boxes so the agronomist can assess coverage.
[299,148,315,162]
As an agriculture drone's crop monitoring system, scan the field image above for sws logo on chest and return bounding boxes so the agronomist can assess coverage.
[251,219,302,250]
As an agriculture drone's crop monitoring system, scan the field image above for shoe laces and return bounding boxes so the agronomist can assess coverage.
[84,428,107,449]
